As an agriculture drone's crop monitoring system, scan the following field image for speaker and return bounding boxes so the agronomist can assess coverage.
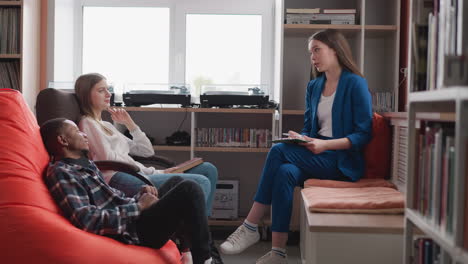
[211,180,239,219]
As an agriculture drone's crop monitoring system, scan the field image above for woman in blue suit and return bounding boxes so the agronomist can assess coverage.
[220,29,373,264]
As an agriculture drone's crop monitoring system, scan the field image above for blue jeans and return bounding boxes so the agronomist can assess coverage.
[253,143,349,232]
[109,162,218,216]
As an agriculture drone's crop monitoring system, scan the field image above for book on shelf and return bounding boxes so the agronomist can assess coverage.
[286,8,320,14]
[411,0,465,91]
[414,121,456,235]
[323,9,356,14]
[196,128,272,148]
[165,157,203,174]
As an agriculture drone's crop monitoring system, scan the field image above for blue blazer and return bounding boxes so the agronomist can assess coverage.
[301,70,373,181]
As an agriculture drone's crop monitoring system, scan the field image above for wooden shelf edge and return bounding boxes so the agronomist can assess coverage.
[284,24,361,31]
[153,145,191,151]
[195,147,270,153]
[191,108,275,114]
[123,107,275,114]
[0,1,22,6]
[380,112,456,122]
[409,87,468,102]
[0,54,21,59]
[406,209,458,256]
[364,25,398,31]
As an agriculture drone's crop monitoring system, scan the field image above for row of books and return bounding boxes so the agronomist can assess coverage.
[413,238,450,264]
[413,122,455,235]
[285,8,356,25]
[195,128,272,148]
[411,0,466,91]
[0,61,20,90]
[0,7,20,54]
[372,91,394,113]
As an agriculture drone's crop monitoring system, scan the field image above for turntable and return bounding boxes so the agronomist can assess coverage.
[200,84,269,108]
[123,83,191,107]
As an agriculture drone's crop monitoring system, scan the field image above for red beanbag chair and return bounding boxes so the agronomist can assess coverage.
[0,89,180,264]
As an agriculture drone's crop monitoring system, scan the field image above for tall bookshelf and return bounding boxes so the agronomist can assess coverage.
[278,0,401,135]
[404,0,468,263]
[0,0,22,91]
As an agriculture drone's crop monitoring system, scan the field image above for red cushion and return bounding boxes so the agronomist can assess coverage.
[0,89,180,264]
[362,113,392,179]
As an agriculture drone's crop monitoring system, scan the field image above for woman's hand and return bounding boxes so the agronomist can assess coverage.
[300,137,328,154]
[107,107,138,131]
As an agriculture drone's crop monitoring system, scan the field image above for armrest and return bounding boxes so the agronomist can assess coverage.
[94,160,154,187]
[131,155,176,169]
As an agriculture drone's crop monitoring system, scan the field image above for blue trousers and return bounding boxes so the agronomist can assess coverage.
[110,162,218,216]
[254,143,348,232]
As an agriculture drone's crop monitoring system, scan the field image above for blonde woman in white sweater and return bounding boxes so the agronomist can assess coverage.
[74,73,218,217]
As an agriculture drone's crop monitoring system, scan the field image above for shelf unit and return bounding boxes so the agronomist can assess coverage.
[0,0,22,91]
[123,107,277,219]
[403,0,468,262]
[123,107,276,156]
[404,90,468,263]
[279,0,401,133]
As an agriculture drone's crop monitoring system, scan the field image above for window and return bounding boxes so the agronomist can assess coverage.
[185,14,262,96]
[82,6,170,92]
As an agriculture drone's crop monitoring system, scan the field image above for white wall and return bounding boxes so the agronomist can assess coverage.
[22,0,41,111]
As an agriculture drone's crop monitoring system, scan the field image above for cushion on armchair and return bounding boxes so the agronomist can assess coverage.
[0,89,180,264]
[362,113,392,179]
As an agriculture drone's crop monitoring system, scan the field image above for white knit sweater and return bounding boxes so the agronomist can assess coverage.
[79,116,162,183]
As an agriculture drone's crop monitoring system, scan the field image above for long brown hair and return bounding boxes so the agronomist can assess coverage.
[74,73,106,118]
[308,29,363,79]
[74,73,113,135]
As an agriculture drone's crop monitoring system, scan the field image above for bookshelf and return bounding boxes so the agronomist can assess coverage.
[124,107,277,219]
[404,0,468,263]
[0,0,22,91]
[279,0,401,135]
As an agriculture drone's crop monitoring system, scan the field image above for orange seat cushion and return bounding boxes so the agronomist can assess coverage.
[0,89,180,264]
[304,178,396,189]
[362,113,392,179]
[302,186,404,214]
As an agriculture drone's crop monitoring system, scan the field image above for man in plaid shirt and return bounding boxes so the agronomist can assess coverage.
[40,118,213,264]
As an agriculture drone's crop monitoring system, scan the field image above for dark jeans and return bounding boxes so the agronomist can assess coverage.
[136,176,210,264]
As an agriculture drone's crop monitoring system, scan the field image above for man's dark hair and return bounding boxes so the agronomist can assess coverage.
[40,118,67,156]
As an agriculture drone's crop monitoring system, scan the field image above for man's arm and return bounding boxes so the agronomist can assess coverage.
[46,165,140,236]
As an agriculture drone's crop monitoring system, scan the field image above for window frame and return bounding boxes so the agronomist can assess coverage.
[52,0,275,99]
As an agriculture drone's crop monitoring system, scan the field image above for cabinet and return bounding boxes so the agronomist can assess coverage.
[403,0,468,263]
[0,0,22,91]
[278,0,401,135]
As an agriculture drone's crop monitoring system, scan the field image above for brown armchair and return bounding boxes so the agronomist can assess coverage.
[35,88,176,186]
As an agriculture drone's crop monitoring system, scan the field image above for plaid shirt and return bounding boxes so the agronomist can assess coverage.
[45,157,141,244]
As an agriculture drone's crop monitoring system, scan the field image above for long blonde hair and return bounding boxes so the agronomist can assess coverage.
[74,73,113,136]
[308,29,363,79]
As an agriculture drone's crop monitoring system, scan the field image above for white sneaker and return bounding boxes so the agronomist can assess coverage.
[219,225,260,255]
[203,257,213,264]
[256,251,288,264]
[181,251,193,264]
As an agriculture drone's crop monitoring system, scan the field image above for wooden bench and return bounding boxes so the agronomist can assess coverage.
[299,191,404,264]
